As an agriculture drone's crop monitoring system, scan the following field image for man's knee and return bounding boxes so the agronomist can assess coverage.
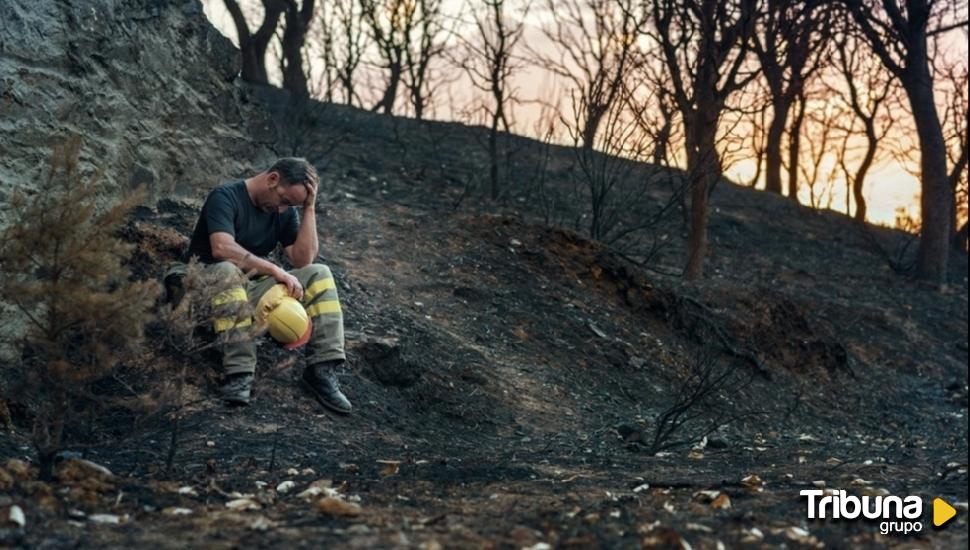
[295,263,333,279]
[312,263,333,279]
[299,263,340,306]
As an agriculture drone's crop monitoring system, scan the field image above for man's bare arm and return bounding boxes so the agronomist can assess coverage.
[210,231,304,299]
[285,170,320,268]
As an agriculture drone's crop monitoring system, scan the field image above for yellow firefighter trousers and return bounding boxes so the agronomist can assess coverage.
[169,261,346,375]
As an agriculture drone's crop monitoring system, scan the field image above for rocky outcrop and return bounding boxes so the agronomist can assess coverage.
[0,0,280,225]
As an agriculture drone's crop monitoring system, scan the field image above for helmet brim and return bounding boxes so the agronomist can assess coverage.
[283,320,312,350]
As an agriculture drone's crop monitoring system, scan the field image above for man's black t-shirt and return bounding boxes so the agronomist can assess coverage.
[184,180,300,264]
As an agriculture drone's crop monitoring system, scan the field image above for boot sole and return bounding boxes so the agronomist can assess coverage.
[301,379,352,414]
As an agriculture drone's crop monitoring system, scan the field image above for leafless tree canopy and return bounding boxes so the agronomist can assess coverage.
[217,0,968,284]
[311,0,368,104]
[532,0,646,149]
[829,30,895,222]
[357,0,452,117]
[360,0,417,114]
[454,0,530,200]
[402,0,453,120]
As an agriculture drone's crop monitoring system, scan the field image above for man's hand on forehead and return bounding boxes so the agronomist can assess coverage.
[302,167,318,209]
[300,167,316,188]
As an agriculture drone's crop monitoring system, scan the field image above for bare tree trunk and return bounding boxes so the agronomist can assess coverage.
[753,0,828,196]
[489,116,500,200]
[834,31,893,224]
[764,98,789,194]
[954,220,968,251]
[787,94,806,203]
[414,93,425,120]
[32,394,66,481]
[240,43,270,85]
[362,0,415,115]
[684,115,720,281]
[280,0,315,97]
[582,105,608,151]
[336,0,366,106]
[374,61,403,114]
[843,0,962,285]
[457,0,524,202]
[403,0,448,121]
[652,97,673,165]
[906,71,953,282]
[852,123,879,223]
[653,0,757,282]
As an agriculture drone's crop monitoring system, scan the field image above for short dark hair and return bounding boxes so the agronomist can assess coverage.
[267,157,315,186]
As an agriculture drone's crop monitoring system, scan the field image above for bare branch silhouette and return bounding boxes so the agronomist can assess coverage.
[646,0,759,281]
[753,0,831,201]
[453,0,531,201]
[843,0,969,283]
[530,0,646,149]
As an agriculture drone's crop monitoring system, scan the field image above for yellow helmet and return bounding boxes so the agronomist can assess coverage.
[255,284,312,349]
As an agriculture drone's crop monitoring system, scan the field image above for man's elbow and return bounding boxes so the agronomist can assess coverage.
[211,242,231,262]
[291,250,315,268]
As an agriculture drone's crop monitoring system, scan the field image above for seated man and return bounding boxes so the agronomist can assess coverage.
[171,157,352,412]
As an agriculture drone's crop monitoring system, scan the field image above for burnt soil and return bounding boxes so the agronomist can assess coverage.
[1,108,968,549]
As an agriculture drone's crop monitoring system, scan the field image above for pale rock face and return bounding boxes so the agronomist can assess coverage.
[0,0,277,227]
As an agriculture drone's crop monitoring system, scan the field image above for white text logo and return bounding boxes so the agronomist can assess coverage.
[800,489,924,535]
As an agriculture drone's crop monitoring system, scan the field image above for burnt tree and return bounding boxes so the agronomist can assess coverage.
[844,0,968,283]
[224,0,286,85]
[651,0,759,281]
[361,0,418,114]
[457,0,528,200]
[753,0,830,202]
[280,0,315,97]
[403,0,450,120]
[832,31,894,223]
[940,61,968,249]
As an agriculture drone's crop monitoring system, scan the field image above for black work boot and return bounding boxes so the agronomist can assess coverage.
[302,362,352,414]
[221,373,253,406]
